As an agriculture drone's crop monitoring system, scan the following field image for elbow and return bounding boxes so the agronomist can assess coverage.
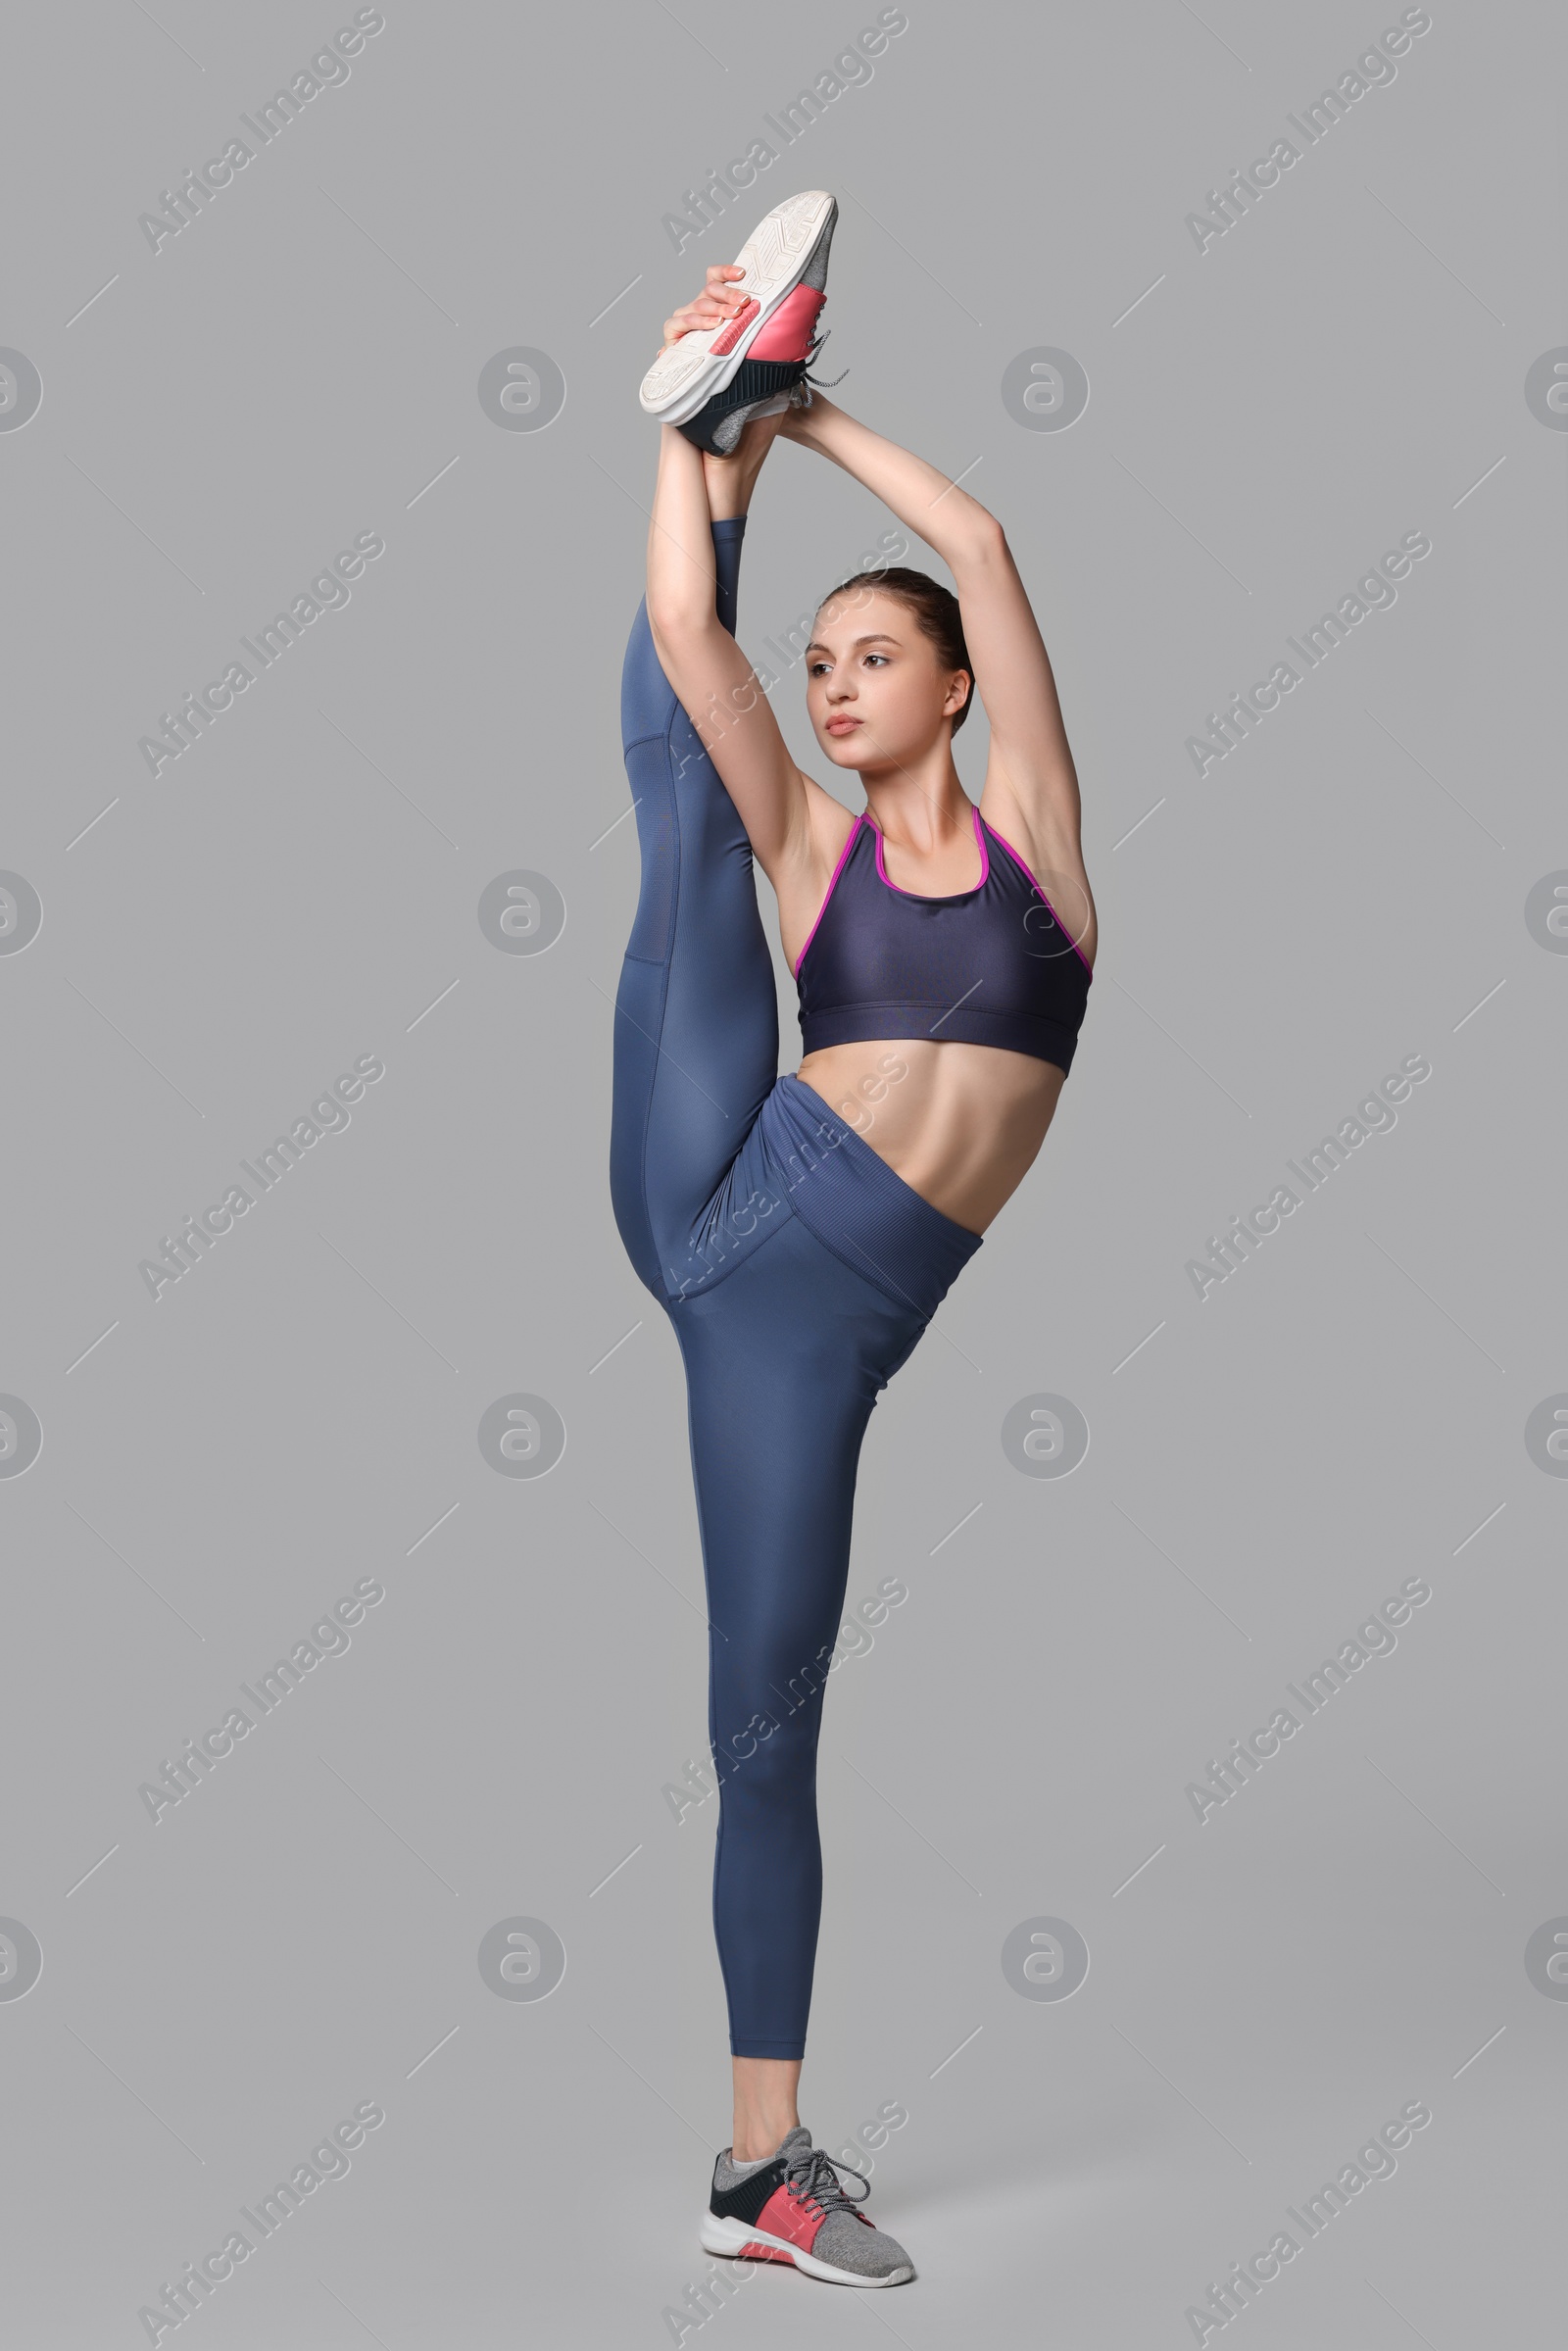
[975,510,1008,560]
[645,585,687,639]
[647,594,708,656]
[954,510,1007,570]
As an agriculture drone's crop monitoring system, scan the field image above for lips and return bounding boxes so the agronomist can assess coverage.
[825,716,859,735]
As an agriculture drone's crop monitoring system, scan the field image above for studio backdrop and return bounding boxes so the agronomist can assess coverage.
[1,0,1561,2343]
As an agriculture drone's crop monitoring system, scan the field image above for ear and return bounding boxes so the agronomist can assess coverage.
[943,670,972,717]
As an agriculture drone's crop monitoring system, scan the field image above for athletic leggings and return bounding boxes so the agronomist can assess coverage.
[609,519,983,2059]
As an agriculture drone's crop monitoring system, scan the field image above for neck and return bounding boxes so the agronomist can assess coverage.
[862,769,971,849]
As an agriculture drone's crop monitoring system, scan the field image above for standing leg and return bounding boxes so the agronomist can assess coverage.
[679,1235,917,2044]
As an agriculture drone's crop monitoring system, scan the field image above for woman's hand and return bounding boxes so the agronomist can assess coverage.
[659,263,749,353]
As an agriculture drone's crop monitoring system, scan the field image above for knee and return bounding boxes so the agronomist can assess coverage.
[716,1710,818,1818]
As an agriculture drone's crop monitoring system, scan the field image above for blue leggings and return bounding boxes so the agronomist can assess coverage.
[610,519,983,2059]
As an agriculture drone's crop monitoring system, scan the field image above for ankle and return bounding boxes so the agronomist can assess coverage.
[732,2117,798,2164]
[702,412,786,518]
[702,446,762,522]
[730,2052,802,2165]
[703,462,749,523]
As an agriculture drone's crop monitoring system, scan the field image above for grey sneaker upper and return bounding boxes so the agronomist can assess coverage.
[799,200,837,291]
[714,2125,914,2281]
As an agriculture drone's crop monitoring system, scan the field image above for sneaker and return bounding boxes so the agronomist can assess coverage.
[674,202,843,455]
[638,190,837,430]
[699,2125,915,2287]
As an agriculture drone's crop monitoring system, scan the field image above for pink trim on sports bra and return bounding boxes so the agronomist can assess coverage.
[979,815,1095,981]
[870,803,989,899]
[792,811,866,981]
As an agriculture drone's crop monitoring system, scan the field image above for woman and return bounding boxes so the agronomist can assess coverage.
[610,191,1097,2288]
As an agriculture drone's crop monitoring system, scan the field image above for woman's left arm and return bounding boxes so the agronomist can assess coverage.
[780,396,1084,861]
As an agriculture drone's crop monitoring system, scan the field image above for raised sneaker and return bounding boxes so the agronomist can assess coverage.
[638,191,838,432]
[699,2126,914,2287]
[675,200,841,454]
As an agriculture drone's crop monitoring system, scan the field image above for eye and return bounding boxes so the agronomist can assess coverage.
[808,659,830,677]
[863,653,889,667]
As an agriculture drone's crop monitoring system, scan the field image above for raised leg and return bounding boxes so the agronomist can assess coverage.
[609,514,781,1302]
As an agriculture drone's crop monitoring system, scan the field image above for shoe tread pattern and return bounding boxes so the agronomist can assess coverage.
[638,192,832,410]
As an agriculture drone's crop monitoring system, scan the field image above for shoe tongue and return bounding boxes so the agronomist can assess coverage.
[778,2126,813,2154]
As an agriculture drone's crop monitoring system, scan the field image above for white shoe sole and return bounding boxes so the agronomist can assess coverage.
[638,189,835,426]
[699,2210,914,2286]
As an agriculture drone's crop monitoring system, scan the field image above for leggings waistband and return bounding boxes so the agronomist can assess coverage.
[757,1073,983,1322]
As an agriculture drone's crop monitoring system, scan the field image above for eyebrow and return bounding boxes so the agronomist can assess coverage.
[804,632,903,657]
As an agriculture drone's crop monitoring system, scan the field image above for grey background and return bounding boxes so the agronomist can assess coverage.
[2,0,1563,2341]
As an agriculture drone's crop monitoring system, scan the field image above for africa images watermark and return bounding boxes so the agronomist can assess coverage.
[1185,531,1432,780]
[137,10,387,254]
[136,2099,385,2343]
[660,1054,910,1301]
[1184,1574,1433,1825]
[671,530,908,782]
[137,1576,386,1823]
[753,531,908,699]
[660,8,909,252]
[138,532,386,780]
[137,1053,386,1300]
[1184,8,1433,256]
[662,1574,910,1826]
[1184,1053,1431,1300]
[1183,2098,1432,2341]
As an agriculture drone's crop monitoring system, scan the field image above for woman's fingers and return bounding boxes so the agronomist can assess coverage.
[685,273,748,322]
[662,309,712,346]
[659,265,749,349]
[662,296,741,344]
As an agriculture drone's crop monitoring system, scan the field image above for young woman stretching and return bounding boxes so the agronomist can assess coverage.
[610,192,1098,2287]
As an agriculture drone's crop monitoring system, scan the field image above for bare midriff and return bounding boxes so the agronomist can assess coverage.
[794,1037,1068,1236]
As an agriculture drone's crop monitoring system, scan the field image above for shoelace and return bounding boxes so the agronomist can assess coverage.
[782,2139,870,2220]
[792,326,848,405]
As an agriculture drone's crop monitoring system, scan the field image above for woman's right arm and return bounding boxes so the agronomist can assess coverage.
[644,423,813,889]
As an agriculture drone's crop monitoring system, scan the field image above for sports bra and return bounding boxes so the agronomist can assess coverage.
[794,803,1093,1075]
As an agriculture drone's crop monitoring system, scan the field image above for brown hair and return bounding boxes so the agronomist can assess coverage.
[815,565,975,733]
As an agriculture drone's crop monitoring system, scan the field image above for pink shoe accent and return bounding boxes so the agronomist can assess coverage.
[748,283,825,364]
[709,297,760,357]
[756,2183,825,2254]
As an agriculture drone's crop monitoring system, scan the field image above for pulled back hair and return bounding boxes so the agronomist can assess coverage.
[815,565,975,733]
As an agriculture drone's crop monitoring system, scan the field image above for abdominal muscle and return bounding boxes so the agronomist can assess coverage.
[794,1036,1067,1237]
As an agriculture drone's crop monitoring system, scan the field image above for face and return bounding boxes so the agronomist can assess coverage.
[805,588,969,771]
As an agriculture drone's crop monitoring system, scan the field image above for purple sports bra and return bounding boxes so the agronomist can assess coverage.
[794,803,1093,1075]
